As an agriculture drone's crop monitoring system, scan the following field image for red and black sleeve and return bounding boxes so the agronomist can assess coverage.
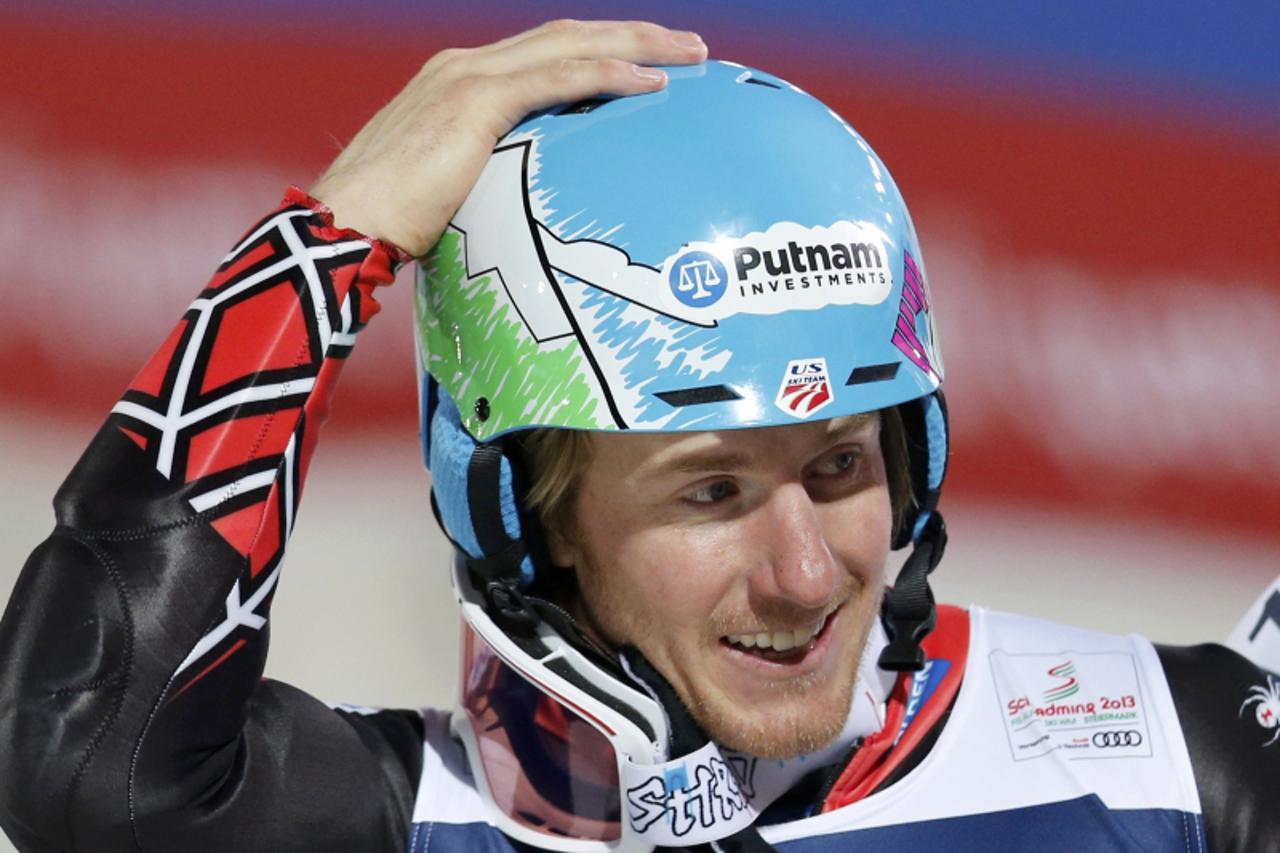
[0,191,424,853]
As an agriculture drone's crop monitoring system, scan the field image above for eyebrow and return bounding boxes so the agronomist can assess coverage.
[823,412,877,440]
[643,413,878,480]
[663,450,756,476]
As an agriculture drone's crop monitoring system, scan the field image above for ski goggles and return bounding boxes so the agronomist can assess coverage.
[450,557,765,852]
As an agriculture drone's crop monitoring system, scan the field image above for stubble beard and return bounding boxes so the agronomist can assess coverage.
[571,548,885,761]
[693,581,882,759]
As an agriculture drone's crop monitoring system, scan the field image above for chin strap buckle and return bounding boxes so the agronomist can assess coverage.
[879,511,947,672]
[484,579,539,633]
[879,609,936,672]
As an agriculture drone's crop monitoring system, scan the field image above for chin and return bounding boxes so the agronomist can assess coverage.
[691,675,855,759]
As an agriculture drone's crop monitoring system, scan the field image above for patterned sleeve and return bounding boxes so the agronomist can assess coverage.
[0,190,425,853]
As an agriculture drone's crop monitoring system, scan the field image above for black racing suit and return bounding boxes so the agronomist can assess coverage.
[0,194,1276,852]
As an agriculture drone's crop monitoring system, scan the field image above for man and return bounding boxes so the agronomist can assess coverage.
[0,20,1274,853]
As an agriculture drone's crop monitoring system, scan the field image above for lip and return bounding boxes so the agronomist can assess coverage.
[718,602,845,678]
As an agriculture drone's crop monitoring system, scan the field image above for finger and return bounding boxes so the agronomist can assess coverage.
[486,57,671,129]
[476,19,701,59]
[435,19,705,82]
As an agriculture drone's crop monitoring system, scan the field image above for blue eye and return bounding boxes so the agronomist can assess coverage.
[688,480,738,504]
[815,449,860,477]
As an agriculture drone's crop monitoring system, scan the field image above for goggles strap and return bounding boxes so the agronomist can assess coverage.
[704,826,786,853]
[879,511,948,672]
[619,742,762,848]
[619,650,779,850]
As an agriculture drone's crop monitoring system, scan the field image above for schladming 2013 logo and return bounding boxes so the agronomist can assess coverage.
[775,358,833,419]
[1043,661,1080,703]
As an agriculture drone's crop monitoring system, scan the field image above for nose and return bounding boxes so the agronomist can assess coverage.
[751,483,839,610]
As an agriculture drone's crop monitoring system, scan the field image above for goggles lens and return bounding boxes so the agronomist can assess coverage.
[461,624,623,842]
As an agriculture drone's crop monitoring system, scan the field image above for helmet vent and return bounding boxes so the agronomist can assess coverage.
[654,385,742,407]
[556,97,611,115]
[846,362,901,386]
[738,74,781,90]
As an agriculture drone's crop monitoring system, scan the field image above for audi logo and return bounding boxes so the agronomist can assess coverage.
[1092,730,1143,748]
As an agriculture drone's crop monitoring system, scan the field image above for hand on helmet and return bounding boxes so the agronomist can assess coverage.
[310,20,708,256]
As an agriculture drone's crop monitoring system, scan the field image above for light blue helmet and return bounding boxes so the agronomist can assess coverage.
[418,59,947,670]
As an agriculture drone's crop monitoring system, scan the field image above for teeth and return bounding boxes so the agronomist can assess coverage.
[727,613,829,652]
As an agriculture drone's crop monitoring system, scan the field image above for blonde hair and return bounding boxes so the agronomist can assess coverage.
[522,407,916,547]
[522,428,596,547]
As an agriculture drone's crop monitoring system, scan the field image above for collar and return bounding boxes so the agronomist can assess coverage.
[821,604,970,810]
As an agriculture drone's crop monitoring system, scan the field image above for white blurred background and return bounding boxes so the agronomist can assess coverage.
[4,412,1276,718]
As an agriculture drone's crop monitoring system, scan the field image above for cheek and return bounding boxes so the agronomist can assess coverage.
[646,526,741,612]
[824,486,893,573]
[581,519,738,635]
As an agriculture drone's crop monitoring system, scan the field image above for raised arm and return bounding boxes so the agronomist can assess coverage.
[0,21,706,853]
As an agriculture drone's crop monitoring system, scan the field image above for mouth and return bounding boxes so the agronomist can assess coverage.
[719,601,843,667]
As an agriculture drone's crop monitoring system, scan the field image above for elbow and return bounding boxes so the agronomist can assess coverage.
[0,536,134,851]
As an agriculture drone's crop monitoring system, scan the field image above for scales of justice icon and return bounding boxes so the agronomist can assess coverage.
[676,257,724,302]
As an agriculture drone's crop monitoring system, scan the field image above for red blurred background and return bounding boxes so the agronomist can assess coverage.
[3,4,1277,543]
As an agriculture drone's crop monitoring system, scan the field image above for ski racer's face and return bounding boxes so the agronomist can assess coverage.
[549,413,891,759]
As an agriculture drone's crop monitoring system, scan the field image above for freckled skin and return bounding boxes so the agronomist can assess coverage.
[550,416,892,759]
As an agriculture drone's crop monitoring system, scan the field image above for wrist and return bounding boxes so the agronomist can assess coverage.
[309,180,385,238]
[286,186,414,265]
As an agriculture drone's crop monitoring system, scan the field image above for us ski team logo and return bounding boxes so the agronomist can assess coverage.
[776,358,833,418]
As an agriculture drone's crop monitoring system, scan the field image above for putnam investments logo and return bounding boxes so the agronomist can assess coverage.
[1043,661,1080,703]
[659,221,894,324]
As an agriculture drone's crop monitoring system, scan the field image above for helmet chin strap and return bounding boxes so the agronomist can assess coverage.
[613,624,893,853]
[879,511,948,672]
